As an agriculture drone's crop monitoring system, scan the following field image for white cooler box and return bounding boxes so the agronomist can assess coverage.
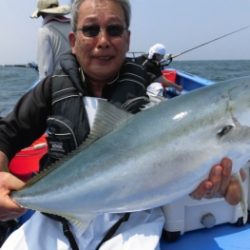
[162,167,250,241]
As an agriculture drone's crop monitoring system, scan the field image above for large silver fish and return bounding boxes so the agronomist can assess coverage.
[12,76,250,225]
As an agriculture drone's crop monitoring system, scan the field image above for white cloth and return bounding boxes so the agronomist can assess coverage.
[1,209,165,250]
[37,16,71,79]
[147,82,164,97]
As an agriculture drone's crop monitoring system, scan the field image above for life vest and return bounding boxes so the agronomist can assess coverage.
[45,52,149,165]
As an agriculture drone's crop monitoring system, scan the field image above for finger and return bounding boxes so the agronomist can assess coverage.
[219,157,232,196]
[0,172,26,219]
[0,199,26,221]
[225,177,242,205]
[0,172,26,191]
[207,165,222,195]
[220,157,232,175]
[0,172,26,203]
[0,190,26,212]
[190,180,213,200]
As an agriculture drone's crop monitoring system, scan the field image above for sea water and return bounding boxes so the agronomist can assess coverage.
[0,66,38,116]
[1,60,250,116]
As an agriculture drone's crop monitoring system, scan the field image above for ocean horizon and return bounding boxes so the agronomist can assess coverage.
[1,60,250,116]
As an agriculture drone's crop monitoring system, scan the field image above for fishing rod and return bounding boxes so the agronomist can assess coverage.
[170,24,250,60]
[130,25,250,66]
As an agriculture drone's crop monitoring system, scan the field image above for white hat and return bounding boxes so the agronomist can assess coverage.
[148,43,166,60]
[31,0,71,19]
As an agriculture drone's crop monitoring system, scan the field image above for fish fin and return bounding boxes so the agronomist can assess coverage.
[62,213,95,234]
[42,211,95,234]
[23,100,133,187]
[234,170,248,224]
[84,98,134,145]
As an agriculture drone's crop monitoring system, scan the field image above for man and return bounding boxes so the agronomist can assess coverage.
[31,0,71,79]
[137,43,182,97]
[0,0,244,249]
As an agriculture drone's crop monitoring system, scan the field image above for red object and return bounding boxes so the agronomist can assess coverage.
[162,69,177,83]
[9,134,48,181]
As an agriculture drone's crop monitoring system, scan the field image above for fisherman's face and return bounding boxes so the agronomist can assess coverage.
[69,0,130,83]
[154,53,164,62]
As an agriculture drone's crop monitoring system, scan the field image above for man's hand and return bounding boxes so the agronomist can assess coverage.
[190,157,246,205]
[0,171,26,221]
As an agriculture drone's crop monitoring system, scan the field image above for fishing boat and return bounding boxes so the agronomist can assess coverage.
[163,68,214,91]
[162,68,214,96]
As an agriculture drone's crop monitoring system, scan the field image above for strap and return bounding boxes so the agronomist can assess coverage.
[42,213,79,250]
[62,219,79,250]
[43,213,130,250]
[96,213,130,250]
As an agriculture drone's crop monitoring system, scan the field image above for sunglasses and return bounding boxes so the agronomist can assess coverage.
[77,24,126,38]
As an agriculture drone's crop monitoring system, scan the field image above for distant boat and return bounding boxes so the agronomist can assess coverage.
[127,51,214,95]
[3,62,38,72]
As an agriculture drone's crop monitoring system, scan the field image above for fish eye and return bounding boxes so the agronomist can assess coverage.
[217,125,234,138]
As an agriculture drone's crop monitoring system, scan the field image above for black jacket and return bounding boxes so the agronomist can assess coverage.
[133,54,163,85]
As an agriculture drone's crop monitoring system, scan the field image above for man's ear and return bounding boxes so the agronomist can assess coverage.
[69,32,76,54]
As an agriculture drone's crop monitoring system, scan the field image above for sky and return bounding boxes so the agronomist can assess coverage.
[0,0,250,64]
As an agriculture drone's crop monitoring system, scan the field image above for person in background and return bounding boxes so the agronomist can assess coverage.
[0,0,244,249]
[31,0,72,79]
[137,43,182,97]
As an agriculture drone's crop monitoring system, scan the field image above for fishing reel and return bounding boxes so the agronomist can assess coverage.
[160,54,173,67]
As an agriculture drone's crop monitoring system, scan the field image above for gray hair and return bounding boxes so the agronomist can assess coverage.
[71,0,131,32]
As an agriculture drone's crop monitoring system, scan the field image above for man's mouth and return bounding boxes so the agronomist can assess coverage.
[94,56,114,61]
